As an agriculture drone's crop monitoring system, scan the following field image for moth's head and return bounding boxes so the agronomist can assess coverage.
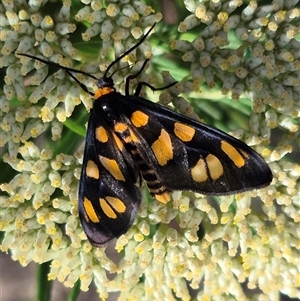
[97,76,114,89]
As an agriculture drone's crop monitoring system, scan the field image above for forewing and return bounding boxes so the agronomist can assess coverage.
[115,95,272,195]
[78,109,141,246]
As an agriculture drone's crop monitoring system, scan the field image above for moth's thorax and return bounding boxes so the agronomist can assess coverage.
[94,86,115,99]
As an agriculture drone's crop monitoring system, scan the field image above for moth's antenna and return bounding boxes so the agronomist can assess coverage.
[103,23,156,79]
[17,23,156,81]
[17,53,98,81]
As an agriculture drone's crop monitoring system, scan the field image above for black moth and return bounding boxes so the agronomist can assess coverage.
[19,24,272,246]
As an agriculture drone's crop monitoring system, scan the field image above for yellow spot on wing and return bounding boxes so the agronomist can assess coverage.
[206,154,223,180]
[221,140,245,168]
[114,122,128,133]
[191,158,208,182]
[106,196,126,213]
[112,133,124,151]
[151,129,173,166]
[174,122,195,142]
[86,160,100,179]
[95,126,108,143]
[100,198,117,219]
[84,197,99,223]
[99,155,125,181]
[129,129,140,143]
[131,110,149,127]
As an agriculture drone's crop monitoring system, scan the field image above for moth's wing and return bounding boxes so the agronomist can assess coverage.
[118,95,272,195]
[78,108,141,246]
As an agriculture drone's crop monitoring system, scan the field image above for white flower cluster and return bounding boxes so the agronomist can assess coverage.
[0,0,299,300]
